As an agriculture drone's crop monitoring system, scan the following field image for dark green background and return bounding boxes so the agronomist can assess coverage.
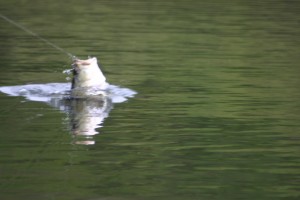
[0,0,299,199]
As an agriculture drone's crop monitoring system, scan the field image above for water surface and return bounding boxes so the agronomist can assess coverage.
[0,0,300,200]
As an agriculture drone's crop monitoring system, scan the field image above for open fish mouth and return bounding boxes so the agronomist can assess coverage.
[72,57,95,66]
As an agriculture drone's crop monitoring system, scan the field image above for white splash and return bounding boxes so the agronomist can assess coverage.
[0,82,137,145]
[0,82,136,103]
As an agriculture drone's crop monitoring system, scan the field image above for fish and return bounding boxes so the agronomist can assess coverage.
[71,57,109,97]
[0,56,137,144]
[71,57,108,89]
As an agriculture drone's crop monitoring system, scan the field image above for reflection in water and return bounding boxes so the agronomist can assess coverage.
[0,0,300,198]
[57,96,113,145]
[0,82,136,145]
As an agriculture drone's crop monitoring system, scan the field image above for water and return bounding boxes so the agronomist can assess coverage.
[0,0,300,199]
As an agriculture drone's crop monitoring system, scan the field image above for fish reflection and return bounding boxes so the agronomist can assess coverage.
[62,97,113,145]
[0,83,136,145]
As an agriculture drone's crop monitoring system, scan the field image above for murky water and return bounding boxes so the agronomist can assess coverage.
[0,0,300,200]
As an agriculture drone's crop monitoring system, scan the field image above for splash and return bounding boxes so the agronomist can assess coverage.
[0,82,136,103]
[0,82,137,145]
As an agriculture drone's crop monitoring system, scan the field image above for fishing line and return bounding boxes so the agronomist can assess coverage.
[0,14,75,59]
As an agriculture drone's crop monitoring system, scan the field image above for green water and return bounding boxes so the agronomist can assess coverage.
[0,0,300,199]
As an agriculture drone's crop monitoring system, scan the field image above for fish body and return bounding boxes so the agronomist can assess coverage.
[71,57,108,97]
[72,57,108,90]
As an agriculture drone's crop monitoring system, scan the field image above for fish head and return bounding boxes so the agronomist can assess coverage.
[71,57,107,90]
